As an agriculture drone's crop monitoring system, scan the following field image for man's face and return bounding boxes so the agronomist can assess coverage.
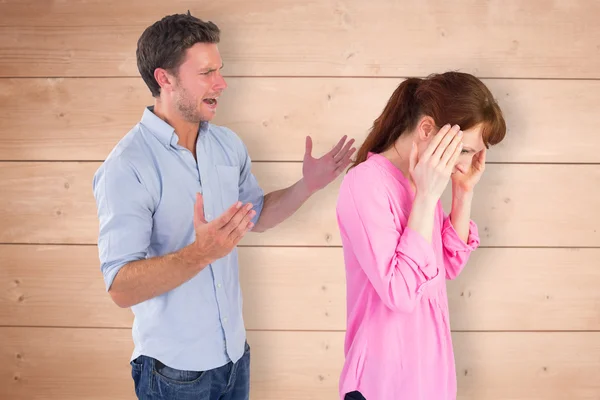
[169,42,228,123]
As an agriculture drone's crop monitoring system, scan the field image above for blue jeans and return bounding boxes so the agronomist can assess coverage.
[131,342,251,400]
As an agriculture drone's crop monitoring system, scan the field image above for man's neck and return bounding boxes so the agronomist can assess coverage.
[153,100,200,155]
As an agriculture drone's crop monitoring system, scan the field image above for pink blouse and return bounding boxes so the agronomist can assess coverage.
[336,153,480,400]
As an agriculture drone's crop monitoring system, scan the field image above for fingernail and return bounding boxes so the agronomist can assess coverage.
[458,130,463,136]
[246,203,253,210]
[236,202,242,209]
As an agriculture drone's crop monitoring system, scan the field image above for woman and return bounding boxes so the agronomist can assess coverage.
[336,72,506,400]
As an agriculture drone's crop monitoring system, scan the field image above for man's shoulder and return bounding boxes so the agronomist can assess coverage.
[95,124,154,179]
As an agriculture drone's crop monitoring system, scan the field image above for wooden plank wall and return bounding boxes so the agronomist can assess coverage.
[1,1,599,399]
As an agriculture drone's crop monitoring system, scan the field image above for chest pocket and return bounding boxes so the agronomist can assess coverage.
[215,165,240,213]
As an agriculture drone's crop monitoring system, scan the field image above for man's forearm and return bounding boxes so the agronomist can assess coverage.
[108,244,210,308]
[450,184,474,243]
[252,178,314,232]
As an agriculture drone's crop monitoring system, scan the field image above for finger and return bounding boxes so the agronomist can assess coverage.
[228,207,257,242]
[445,142,463,172]
[333,139,354,163]
[194,193,207,228]
[421,124,453,160]
[335,145,356,166]
[222,203,254,235]
[476,147,487,170]
[304,136,313,158]
[431,125,461,161]
[326,135,348,158]
[213,201,244,229]
[408,141,418,175]
[334,148,357,174]
[440,130,463,166]
[333,138,356,162]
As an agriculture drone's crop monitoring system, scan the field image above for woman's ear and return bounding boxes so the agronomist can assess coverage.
[416,116,437,142]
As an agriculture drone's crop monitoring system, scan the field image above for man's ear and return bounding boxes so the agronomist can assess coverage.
[154,68,174,94]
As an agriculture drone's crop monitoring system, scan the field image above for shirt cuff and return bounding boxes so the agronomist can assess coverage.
[442,218,481,254]
[101,253,145,291]
[250,193,265,226]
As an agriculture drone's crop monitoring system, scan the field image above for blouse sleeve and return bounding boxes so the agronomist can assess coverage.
[440,210,480,280]
[336,165,441,313]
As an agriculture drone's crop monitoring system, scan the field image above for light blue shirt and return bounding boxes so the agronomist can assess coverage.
[92,106,264,371]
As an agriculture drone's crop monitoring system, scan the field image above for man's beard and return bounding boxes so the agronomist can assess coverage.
[175,85,204,123]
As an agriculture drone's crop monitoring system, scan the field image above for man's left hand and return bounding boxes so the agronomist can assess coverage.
[302,135,356,194]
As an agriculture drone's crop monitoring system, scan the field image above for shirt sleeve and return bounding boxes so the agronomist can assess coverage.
[336,165,440,313]
[236,138,264,225]
[92,157,155,291]
[440,210,480,280]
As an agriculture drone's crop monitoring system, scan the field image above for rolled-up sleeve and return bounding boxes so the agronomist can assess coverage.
[441,213,480,280]
[236,141,264,225]
[92,158,154,291]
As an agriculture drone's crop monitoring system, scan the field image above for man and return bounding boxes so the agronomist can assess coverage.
[92,12,355,400]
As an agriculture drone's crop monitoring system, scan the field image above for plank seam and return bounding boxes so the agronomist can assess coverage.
[1,325,598,333]
[2,160,600,165]
[1,75,600,81]
[2,243,600,249]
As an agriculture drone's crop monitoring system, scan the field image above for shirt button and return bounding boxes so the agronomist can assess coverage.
[223,317,228,323]
[207,214,212,219]
[217,283,222,288]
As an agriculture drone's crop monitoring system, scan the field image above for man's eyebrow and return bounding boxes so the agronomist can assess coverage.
[200,64,225,73]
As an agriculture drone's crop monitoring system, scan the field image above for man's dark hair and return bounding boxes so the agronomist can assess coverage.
[136,12,220,97]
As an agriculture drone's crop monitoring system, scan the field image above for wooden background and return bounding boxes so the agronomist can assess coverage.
[1,1,599,399]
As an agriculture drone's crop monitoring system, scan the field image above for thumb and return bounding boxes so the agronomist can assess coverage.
[409,142,418,175]
[304,136,313,158]
[194,193,207,228]
[475,148,487,170]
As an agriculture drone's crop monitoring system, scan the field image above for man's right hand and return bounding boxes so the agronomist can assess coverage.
[191,193,256,263]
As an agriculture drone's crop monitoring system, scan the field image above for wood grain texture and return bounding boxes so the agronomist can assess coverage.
[1,1,598,400]
[253,163,600,248]
[1,0,598,78]
[1,162,598,247]
[1,328,599,400]
[2,245,600,331]
[2,77,599,162]
[0,245,133,328]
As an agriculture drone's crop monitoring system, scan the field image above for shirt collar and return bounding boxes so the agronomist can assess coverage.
[140,106,209,148]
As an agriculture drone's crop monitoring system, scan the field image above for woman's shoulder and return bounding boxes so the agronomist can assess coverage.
[339,156,413,211]
[342,156,408,194]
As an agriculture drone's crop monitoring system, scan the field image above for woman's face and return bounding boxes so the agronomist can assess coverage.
[453,124,486,173]
[415,119,488,173]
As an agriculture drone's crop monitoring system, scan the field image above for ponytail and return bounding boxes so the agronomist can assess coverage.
[350,78,422,170]
[348,71,507,171]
